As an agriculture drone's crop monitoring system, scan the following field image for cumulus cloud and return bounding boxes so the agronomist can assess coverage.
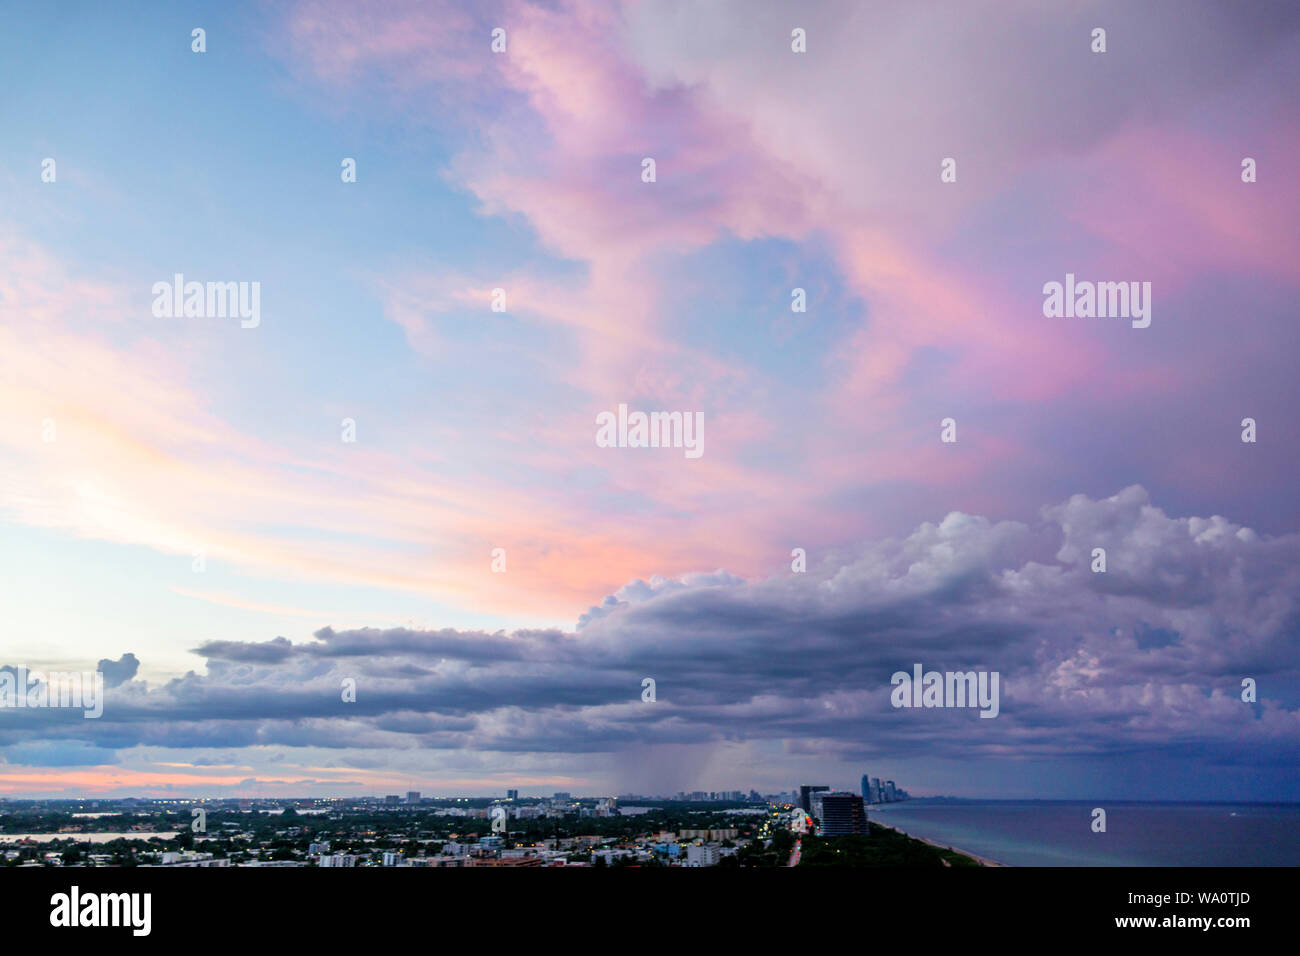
[2,488,1296,774]
[97,653,140,688]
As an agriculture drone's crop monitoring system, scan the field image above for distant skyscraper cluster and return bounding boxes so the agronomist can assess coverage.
[860,773,907,805]
[674,790,747,802]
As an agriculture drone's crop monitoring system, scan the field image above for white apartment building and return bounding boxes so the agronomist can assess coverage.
[684,844,720,867]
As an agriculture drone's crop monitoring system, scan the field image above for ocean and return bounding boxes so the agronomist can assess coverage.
[868,800,1300,866]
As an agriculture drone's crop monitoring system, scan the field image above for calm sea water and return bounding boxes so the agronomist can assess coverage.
[869,801,1300,866]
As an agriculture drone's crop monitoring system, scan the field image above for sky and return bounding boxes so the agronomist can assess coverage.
[0,0,1297,801]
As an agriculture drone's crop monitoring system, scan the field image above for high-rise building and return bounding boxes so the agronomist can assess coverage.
[810,791,829,821]
[799,785,829,813]
[861,774,871,801]
[507,789,519,800]
[869,777,883,803]
[819,793,868,836]
[885,780,897,801]
[406,791,420,804]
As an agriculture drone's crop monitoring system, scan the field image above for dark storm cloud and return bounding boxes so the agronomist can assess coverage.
[3,488,1298,767]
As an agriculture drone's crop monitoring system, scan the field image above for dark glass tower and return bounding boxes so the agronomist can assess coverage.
[820,793,868,836]
[799,785,829,812]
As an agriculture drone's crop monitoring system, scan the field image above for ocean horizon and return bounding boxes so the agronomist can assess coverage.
[870,800,1300,867]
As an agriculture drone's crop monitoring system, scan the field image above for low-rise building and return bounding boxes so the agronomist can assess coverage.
[684,844,720,867]
[679,828,738,842]
[470,855,543,866]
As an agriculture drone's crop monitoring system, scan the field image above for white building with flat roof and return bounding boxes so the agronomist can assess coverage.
[684,844,720,867]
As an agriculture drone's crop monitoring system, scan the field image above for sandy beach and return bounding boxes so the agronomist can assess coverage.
[873,821,1007,867]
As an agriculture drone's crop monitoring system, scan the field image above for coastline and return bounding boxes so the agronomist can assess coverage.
[872,819,1008,867]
